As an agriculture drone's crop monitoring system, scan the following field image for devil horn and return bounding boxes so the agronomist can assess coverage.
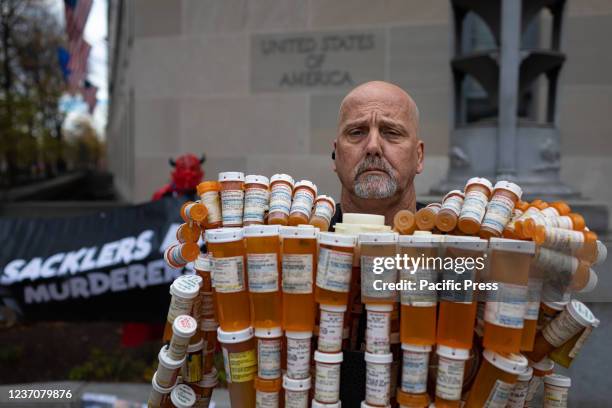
[199,154,206,164]
[169,158,176,167]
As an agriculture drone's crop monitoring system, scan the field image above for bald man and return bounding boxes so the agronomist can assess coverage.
[329,81,426,406]
[330,80,425,227]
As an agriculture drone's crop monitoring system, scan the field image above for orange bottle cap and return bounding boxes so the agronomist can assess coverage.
[197,181,220,196]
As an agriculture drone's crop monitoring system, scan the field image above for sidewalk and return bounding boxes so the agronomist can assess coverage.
[0,382,230,407]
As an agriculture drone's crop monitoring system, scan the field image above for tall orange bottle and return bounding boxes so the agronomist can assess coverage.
[244,225,282,329]
[280,226,318,331]
[205,228,250,331]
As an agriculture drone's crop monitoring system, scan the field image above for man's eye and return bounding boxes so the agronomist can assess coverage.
[348,129,365,137]
[382,128,400,136]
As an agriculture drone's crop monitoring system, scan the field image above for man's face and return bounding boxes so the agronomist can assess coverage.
[334,89,424,200]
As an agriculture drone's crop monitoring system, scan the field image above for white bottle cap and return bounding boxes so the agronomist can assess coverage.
[319,232,357,247]
[244,224,280,237]
[295,180,318,195]
[245,174,270,186]
[595,240,607,265]
[312,399,341,408]
[271,173,295,186]
[186,338,204,353]
[398,233,444,247]
[465,177,493,193]
[361,401,390,408]
[205,227,244,243]
[283,374,311,391]
[320,303,347,313]
[518,366,534,382]
[364,352,393,364]
[543,299,570,311]
[315,195,336,210]
[530,357,554,372]
[488,237,536,254]
[544,374,571,388]
[170,383,197,408]
[358,232,398,244]
[343,213,385,225]
[180,274,203,288]
[566,299,596,327]
[494,180,523,200]
[436,345,470,360]
[365,303,393,312]
[483,349,528,375]
[170,277,200,299]
[217,326,254,344]
[443,189,465,201]
[218,172,245,182]
[443,235,488,251]
[579,269,598,293]
[158,346,185,370]
[280,226,318,239]
[255,327,283,338]
[286,330,313,340]
[401,343,432,353]
[314,350,343,364]
[152,371,177,393]
[172,315,198,338]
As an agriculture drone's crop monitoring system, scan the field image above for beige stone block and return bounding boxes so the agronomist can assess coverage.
[201,156,248,181]
[558,85,612,155]
[310,93,343,155]
[567,0,612,16]
[309,0,449,28]
[134,98,181,156]
[414,155,448,196]
[389,24,450,92]
[563,14,612,86]
[132,34,248,98]
[181,0,247,35]
[134,0,181,38]
[245,0,308,31]
[179,95,310,156]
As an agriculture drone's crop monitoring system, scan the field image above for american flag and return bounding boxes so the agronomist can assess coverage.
[67,37,91,89]
[81,80,98,114]
[64,0,93,40]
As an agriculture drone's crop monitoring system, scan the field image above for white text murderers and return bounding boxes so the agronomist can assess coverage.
[371,254,487,275]
[371,279,498,292]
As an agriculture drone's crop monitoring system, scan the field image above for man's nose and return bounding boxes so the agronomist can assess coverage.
[365,127,384,156]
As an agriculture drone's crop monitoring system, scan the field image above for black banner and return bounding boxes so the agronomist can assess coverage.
[0,197,192,322]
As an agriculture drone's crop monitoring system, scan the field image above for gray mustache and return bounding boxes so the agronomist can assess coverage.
[355,157,394,176]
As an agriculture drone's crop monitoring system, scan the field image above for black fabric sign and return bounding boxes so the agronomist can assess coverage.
[0,197,192,322]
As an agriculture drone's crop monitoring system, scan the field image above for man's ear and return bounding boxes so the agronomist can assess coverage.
[416,139,424,174]
[332,140,337,172]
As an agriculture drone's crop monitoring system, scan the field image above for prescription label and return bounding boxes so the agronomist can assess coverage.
[400,267,437,306]
[506,380,530,408]
[435,357,464,401]
[313,200,335,223]
[256,390,279,408]
[290,189,315,218]
[212,256,246,293]
[286,337,311,379]
[318,309,344,352]
[366,311,391,354]
[220,190,245,226]
[525,279,543,320]
[361,255,398,300]
[460,190,489,223]
[247,253,279,293]
[317,247,353,292]
[258,338,281,379]
[282,254,313,294]
[315,362,341,403]
[201,191,222,224]
[366,362,391,406]
[401,350,429,394]
[484,283,528,328]
[484,379,514,408]
[481,194,515,234]
[441,194,464,216]
[269,183,293,216]
[243,187,269,223]
[285,390,308,408]
[225,349,257,383]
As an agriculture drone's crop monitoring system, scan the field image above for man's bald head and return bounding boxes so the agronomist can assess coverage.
[333,81,424,210]
[338,81,420,137]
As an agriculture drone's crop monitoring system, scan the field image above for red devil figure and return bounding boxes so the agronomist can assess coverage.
[152,153,205,200]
